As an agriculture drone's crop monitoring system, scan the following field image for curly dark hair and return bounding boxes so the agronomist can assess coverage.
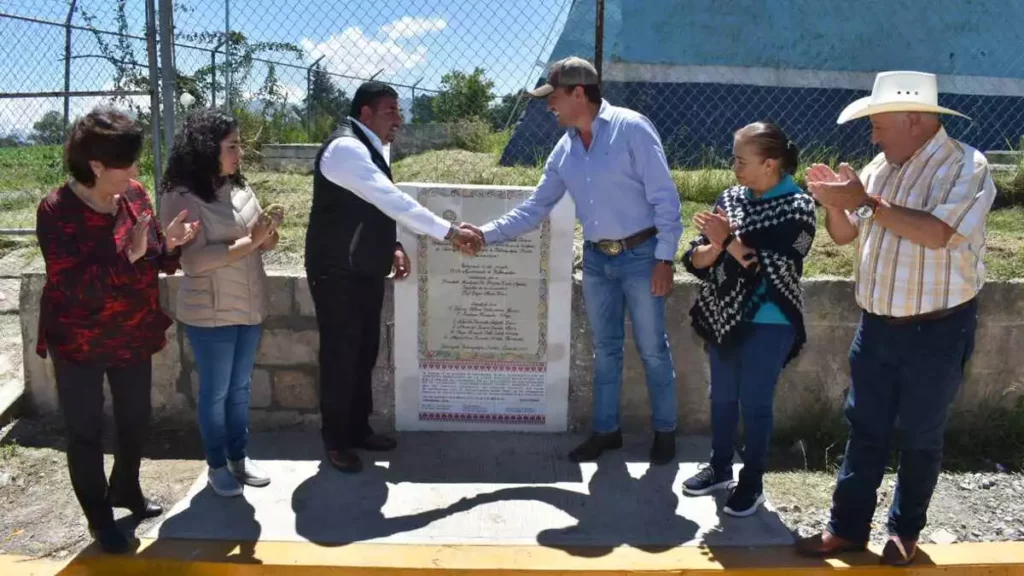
[160,108,245,202]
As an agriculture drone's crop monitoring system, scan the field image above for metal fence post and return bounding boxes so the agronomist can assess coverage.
[158,0,175,157]
[224,0,231,111]
[145,0,163,198]
[211,39,224,109]
[305,55,324,139]
[62,0,78,130]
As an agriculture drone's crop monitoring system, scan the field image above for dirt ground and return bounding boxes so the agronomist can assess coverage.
[1,416,1022,559]
[766,470,1024,546]
[0,417,204,559]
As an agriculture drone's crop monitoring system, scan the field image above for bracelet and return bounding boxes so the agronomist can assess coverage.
[722,233,735,249]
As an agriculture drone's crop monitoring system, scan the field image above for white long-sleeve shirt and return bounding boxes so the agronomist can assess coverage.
[318,117,451,241]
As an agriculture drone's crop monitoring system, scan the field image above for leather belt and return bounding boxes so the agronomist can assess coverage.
[585,227,657,256]
[871,298,974,325]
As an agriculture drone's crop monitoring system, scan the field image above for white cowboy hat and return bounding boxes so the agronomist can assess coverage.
[837,71,971,124]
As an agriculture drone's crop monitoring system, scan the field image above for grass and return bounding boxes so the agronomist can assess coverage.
[0,441,18,461]
[2,145,1023,279]
[770,398,1024,473]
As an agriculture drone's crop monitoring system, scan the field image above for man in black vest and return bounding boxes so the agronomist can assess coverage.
[305,81,480,473]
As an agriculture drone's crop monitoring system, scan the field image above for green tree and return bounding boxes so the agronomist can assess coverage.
[304,65,350,141]
[488,90,529,130]
[411,94,436,124]
[432,67,495,122]
[32,111,67,145]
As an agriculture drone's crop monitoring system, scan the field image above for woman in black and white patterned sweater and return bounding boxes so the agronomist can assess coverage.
[680,122,817,518]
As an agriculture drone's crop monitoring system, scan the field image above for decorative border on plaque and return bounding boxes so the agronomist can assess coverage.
[418,412,546,425]
[420,360,546,372]
[415,187,551,363]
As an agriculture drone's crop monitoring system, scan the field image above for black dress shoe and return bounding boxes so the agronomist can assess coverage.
[109,495,163,520]
[355,434,397,452]
[568,430,623,462]
[650,431,676,465]
[89,524,132,554]
[326,449,363,473]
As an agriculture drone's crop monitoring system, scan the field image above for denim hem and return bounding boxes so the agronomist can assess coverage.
[825,521,870,547]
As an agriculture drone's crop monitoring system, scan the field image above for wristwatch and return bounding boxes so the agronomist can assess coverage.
[855,197,880,220]
[658,259,675,269]
[445,224,456,239]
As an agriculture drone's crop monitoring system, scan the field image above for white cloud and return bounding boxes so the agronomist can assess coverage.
[380,17,447,39]
[279,83,306,104]
[301,16,446,80]
[243,82,306,105]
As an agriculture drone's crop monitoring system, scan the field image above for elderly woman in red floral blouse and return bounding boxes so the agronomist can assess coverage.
[35,107,199,553]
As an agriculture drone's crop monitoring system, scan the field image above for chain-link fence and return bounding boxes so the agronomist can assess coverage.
[3,0,1024,235]
[503,0,1024,169]
[1,0,160,234]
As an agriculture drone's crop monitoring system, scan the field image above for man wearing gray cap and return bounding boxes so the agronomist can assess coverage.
[462,56,683,465]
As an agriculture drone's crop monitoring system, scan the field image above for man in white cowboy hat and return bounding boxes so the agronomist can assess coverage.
[795,71,996,565]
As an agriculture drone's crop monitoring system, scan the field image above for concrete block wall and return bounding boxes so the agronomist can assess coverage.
[262,124,454,173]
[19,274,1024,433]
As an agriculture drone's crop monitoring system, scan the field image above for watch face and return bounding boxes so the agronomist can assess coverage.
[856,204,874,219]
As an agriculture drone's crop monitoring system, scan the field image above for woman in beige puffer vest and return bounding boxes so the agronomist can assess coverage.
[158,109,283,498]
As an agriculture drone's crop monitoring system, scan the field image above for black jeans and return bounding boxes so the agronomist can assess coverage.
[828,299,978,544]
[52,353,152,531]
[309,274,384,450]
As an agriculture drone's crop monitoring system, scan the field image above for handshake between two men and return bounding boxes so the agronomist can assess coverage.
[448,222,487,256]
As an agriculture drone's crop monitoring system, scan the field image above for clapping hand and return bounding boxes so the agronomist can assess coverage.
[692,206,732,249]
[806,163,867,211]
[127,212,153,263]
[258,204,285,250]
[164,209,201,252]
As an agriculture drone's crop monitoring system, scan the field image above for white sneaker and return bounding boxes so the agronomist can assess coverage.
[207,466,244,497]
[228,457,271,487]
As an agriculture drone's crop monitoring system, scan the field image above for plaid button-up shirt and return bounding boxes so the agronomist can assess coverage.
[855,127,997,317]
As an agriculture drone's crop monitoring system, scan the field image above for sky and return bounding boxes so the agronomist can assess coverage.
[0,0,573,135]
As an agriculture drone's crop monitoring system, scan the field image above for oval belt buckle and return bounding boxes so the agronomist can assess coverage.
[599,240,622,256]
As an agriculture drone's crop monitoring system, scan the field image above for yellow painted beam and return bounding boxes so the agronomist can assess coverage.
[3,540,1023,576]
[0,555,71,576]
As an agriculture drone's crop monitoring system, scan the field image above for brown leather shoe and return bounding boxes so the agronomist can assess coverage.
[794,531,866,557]
[881,535,917,566]
[326,449,363,473]
[355,433,397,452]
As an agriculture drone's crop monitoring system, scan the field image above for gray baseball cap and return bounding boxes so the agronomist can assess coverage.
[528,56,599,98]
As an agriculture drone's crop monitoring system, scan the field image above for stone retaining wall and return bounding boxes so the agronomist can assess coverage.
[18,274,1024,433]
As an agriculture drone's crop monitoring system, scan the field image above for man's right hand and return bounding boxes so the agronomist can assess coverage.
[450,223,484,255]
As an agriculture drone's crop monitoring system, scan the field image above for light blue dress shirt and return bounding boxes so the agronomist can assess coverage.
[480,100,683,261]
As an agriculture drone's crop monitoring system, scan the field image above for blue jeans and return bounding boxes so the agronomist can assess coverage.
[709,323,796,489]
[185,324,263,469]
[828,300,977,544]
[582,236,676,433]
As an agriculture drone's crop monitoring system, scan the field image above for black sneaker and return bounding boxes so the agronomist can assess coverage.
[681,465,733,496]
[723,481,765,517]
